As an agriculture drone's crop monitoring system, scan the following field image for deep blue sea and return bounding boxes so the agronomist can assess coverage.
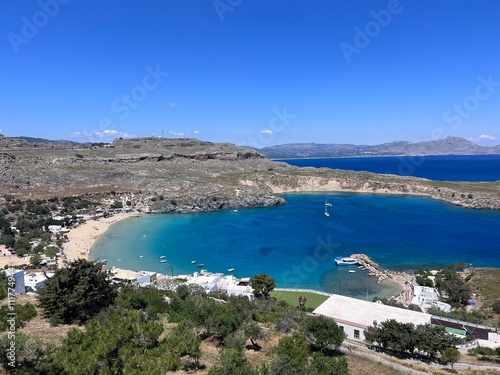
[92,192,500,300]
[276,154,500,182]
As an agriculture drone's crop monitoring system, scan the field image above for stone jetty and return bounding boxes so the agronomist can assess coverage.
[350,254,408,282]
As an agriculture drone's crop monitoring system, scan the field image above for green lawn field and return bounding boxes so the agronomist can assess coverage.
[270,290,330,310]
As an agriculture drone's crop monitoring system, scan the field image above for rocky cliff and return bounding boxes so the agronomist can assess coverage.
[0,136,499,212]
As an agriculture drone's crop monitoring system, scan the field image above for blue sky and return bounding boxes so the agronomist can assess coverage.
[1,0,499,147]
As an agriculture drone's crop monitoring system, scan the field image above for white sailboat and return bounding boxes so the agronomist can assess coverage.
[324,198,332,217]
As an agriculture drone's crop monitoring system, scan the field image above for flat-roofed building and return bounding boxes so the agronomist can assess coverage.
[313,294,432,341]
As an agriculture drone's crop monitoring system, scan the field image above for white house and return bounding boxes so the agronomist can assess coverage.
[313,294,432,341]
[135,270,157,287]
[24,272,54,292]
[186,270,223,293]
[47,225,63,234]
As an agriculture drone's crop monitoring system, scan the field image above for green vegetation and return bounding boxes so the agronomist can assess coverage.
[271,290,329,310]
[426,306,485,325]
[436,265,472,306]
[250,273,276,299]
[300,315,344,352]
[0,270,354,374]
[0,303,37,330]
[468,346,500,364]
[364,319,463,358]
[441,347,461,369]
[37,259,117,324]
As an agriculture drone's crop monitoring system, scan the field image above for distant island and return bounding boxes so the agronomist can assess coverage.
[256,136,500,158]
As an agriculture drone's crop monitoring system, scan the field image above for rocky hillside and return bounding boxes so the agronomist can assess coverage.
[258,136,500,158]
[1,136,499,212]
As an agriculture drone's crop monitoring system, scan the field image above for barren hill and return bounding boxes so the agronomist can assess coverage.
[1,136,499,212]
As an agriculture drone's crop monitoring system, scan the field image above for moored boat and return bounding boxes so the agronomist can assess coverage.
[334,256,358,266]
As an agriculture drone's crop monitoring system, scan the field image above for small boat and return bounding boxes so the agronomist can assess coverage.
[348,270,356,273]
[324,198,332,217]
[232,209,238,212]
[197,264,204,268]
[334,256,358,266]
[159,256,166,259]
[139,255,144,258]
[117,259,121,262]
[160,260,166,263]
[227,268,235,272]
[191,260,196,264]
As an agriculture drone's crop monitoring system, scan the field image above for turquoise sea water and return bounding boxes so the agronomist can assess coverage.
[91,193,500,300]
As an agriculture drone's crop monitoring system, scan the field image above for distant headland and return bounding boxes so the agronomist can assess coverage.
[255,136,500,159]
[0,135,499,211]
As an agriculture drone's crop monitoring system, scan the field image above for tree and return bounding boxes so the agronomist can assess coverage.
[30,253,42,267]
[438,265,472,306]
[208,347,258,375]
[301,315,344,351]
[13,237,31,254]
[441,347,460,369]
[243,322,262,350]
[250,273,276,299]
[37,259,117,324]
[56,308,180,374]
[272,333,309,375]
[308,352,349,375]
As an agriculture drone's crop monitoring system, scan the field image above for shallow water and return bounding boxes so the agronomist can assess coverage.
[92,193,500,299]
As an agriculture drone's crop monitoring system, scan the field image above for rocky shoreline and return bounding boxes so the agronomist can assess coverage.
[350,254,411,283]
[1,137,499,212]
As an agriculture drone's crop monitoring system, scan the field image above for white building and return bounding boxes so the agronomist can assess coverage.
[313,294,432,341]
[109,267,157,286]
[218,276,254,299]
[135,270,157,287]
[24,272,54,292]
[185,270,223,293]
[411,284,451,312]
[47,225,63,234]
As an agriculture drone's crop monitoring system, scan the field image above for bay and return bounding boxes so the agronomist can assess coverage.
[91,192,500,300]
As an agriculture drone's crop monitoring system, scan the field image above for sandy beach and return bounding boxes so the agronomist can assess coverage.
[60,212,140,265]
[0,212,140,269]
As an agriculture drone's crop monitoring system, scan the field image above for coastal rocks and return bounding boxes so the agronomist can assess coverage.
[350,254,409,283]
[1,136,499,213]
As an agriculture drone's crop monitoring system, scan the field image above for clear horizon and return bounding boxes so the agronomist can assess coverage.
[1,1,499,147]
